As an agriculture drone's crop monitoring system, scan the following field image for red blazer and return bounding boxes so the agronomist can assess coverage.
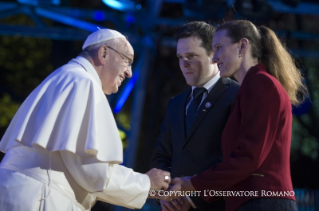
[191,63,296,211]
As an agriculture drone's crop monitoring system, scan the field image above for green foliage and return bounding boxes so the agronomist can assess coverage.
[0,14,34,25]
[116,112,131,148]
[291,58,319,160]
[0,36,53,97]
[116,112,131,130]
[291,119,318,160]
[0,94,20,127]
[306,59,319,115]
[119,130,126,140]
[0,15,53,98]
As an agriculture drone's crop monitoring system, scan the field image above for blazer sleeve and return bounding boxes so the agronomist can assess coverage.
[191,74,286,201]
[150,100,173,172]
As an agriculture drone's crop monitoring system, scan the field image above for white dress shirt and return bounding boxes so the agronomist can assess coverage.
[185,72,220,208]
[185,72,220,114]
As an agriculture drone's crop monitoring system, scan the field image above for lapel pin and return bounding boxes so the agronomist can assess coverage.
[202,109,206,112]
[205,102,212,108]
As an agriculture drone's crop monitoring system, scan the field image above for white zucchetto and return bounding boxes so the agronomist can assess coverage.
[82,28,126,50]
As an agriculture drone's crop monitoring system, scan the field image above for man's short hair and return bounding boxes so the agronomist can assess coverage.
[175,21,215,55]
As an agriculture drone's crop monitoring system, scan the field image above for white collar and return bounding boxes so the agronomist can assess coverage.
[70,56,102,87]
[191,72,220,94]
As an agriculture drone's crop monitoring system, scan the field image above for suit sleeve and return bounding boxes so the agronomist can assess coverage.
[60,151,150,209]
[191,74,284,201]
[150,100,173,172]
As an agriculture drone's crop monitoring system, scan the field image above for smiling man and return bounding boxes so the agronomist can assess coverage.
[151,21,239,211]
[0,29,170,211]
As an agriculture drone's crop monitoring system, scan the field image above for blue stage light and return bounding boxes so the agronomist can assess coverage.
[35,8,101,32]
[126,14,135,23]
[94,11,105,21]
[102,0,136,11]
[18,0,60,6]
[136,4,142,10]
[114,72,139,114]
[52,0,60,5]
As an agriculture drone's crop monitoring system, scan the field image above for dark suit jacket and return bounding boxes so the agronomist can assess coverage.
[191,64,296,211]
[151,77,239,210]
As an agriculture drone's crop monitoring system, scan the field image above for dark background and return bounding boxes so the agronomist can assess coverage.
[0,0,319,210]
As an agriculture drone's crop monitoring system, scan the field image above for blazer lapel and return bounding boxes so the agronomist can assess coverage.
[175,88,191,142]
[184,79,228,143]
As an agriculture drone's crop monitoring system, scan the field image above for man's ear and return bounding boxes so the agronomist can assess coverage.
[98,45,108,64]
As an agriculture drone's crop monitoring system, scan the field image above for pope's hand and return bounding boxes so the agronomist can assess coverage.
[146,168,171,192]
[157,177,195,201]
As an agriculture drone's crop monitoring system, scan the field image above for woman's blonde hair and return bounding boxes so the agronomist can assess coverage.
[217,20,307,106]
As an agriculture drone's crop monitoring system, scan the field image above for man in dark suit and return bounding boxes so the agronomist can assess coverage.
[150,21,239,211]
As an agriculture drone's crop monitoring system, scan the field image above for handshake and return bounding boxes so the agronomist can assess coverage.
[146,168,196,210]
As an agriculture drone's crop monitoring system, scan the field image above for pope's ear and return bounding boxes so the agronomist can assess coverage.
[97,45,108,64]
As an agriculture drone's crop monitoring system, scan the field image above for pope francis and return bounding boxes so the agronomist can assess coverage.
[0,28,170,211]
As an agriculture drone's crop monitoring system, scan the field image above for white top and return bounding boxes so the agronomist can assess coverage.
[0,56,123,163]
[0,56,150,210]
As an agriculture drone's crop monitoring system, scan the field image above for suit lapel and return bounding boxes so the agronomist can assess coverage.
[175,88,191,142]
[184,79,228,143]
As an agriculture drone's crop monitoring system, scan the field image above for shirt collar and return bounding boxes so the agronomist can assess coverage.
[191,72,220,95]
[70,56,102,87]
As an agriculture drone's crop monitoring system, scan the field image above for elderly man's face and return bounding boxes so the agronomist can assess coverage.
[101,40,133,94]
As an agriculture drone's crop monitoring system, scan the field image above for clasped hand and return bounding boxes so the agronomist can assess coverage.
[155,177,195,201]
[155,177,195,211]
[146,170,196,210]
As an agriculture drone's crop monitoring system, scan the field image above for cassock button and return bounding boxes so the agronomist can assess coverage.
[182,149,188,154]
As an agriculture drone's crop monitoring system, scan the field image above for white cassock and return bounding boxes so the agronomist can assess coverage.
[0,56,150,211]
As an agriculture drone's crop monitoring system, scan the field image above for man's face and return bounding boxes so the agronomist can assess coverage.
[100,40,133,95]
[176,36,218,87]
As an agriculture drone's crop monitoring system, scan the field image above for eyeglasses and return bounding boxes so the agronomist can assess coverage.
[106,46,133,67]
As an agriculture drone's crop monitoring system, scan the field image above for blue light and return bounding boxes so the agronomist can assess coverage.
[35,8,101,32]
[114,72,139,114]
[126,14,135,23]
[18,0,60,6]
[102,0,136,11]
[52,0,60,5]
[94,11,105,21]
[136,4,142,10]
[102,0,125,10]
[18,0,37,6]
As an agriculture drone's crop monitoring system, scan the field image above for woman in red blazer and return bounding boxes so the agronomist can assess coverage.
[163,20,307,211]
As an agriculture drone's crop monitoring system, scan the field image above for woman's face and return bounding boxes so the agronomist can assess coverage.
[212,30,242,79]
